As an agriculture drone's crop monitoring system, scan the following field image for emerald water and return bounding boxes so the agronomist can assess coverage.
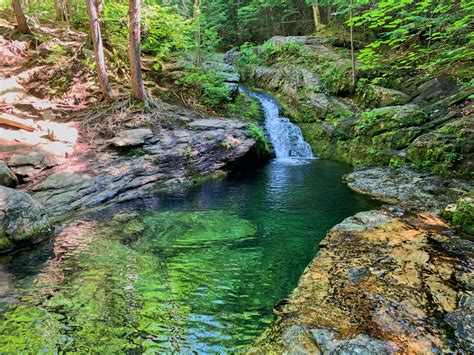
[0,159,379,353]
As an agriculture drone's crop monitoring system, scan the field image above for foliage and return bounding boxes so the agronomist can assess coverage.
[351,0,474,78]
[451,198,474,234]
[249,123,271,156]
[227,93,264,122]
[179,65,232,110]
[236,42,264,68]
[102,2,193,62]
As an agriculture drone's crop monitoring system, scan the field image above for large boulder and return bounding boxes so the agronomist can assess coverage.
[243,64,352,122]
[343,167,470,213]
[107,128,154,148]
[356,83,410,108]
[0,186,51,252]
[0,161,18,187]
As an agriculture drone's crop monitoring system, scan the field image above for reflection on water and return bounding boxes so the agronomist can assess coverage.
[0,159,379,352]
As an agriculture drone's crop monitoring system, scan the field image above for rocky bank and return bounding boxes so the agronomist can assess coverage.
[0,32,257,252]
[237,35,473,181]
[251,168,473,353]
[233,39,473,352]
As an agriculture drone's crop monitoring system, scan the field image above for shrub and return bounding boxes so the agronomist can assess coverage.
[180,66,232,110]
[236,42,264,68]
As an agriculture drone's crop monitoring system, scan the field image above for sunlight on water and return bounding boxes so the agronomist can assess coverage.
[0,160,379,352]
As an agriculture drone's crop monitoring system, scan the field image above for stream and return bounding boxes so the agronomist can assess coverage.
[0,90,379,352]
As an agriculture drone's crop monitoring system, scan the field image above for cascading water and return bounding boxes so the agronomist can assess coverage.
[240,87,314,160]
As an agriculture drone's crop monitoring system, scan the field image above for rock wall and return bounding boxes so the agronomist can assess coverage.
[0,105,256,217]
[238,36,473,181]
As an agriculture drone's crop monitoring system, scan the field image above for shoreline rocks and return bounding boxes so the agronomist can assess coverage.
[1,110,256,217]
[0,186,52,253]
[0,161,18,187]
[251,208,473,353]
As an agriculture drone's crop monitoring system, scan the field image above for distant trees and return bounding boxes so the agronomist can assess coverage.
[128,0,146,102]
[11,0,31,34]
[86,0,112,101]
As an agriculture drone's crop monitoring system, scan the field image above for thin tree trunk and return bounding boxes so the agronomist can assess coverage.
[66,0,73,25]
[128,0,146,102]
[62,0,69,28]
[12,0,31,34]
[181,0,189,17]
[312,0,321,32]
[349,0,356,89]
[87,0,112,101]
[193,0,201,66]
[54,0,63,21]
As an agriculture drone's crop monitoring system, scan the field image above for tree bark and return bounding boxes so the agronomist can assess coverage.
[312,0,321,32]
[12,0,31,34]
[54,0,63,21]
[128,0,146,102]
[87,0,112,101]
[193,0,201,66]
[349,0,356,89]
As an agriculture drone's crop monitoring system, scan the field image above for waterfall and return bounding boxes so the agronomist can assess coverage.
[240,87,314,161]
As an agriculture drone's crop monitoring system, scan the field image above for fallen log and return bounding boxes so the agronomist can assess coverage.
[0,112,36,132]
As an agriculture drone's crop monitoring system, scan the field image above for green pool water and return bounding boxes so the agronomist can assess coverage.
[0,159,379,353]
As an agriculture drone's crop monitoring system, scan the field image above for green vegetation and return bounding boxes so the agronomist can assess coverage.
[249,123,271,157]
[179,66,232,110]
[227,94,264,122]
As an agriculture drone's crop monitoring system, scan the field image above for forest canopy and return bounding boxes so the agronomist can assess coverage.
[2,0,472,78]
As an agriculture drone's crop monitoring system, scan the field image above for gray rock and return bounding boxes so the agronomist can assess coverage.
[188,118,246,130]
[310,328,395,354]
[331,210,392,234]
[107,128,154,147]
[25,114,255,215]
[343,167,470,213]
[0,186,51,252]
[223,49,240,65]
[445,295,474,352]
[359,84,410,108]
[0,161,18,187]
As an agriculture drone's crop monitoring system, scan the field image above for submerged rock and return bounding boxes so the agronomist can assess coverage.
[0,186,51,252]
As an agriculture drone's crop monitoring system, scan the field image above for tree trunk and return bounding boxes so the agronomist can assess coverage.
[181,0,189,17]
[54,0,63,21]
[312,1,321,32]
[193,0,201,66]
[349,0,356,89]
[87,0,112,101]
[12,0,31,34]
[128,0,146,102]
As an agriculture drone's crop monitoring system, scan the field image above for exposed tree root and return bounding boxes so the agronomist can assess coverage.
[74,93,165,141]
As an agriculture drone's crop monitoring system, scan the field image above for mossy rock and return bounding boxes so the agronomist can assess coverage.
[355,83,410,108]
[356,104,427,137]
[406,116,471,179]
[445,192,474,235]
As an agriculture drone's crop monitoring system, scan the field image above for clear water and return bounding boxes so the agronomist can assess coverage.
[0,160,379,352]
[240,87,314,159]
